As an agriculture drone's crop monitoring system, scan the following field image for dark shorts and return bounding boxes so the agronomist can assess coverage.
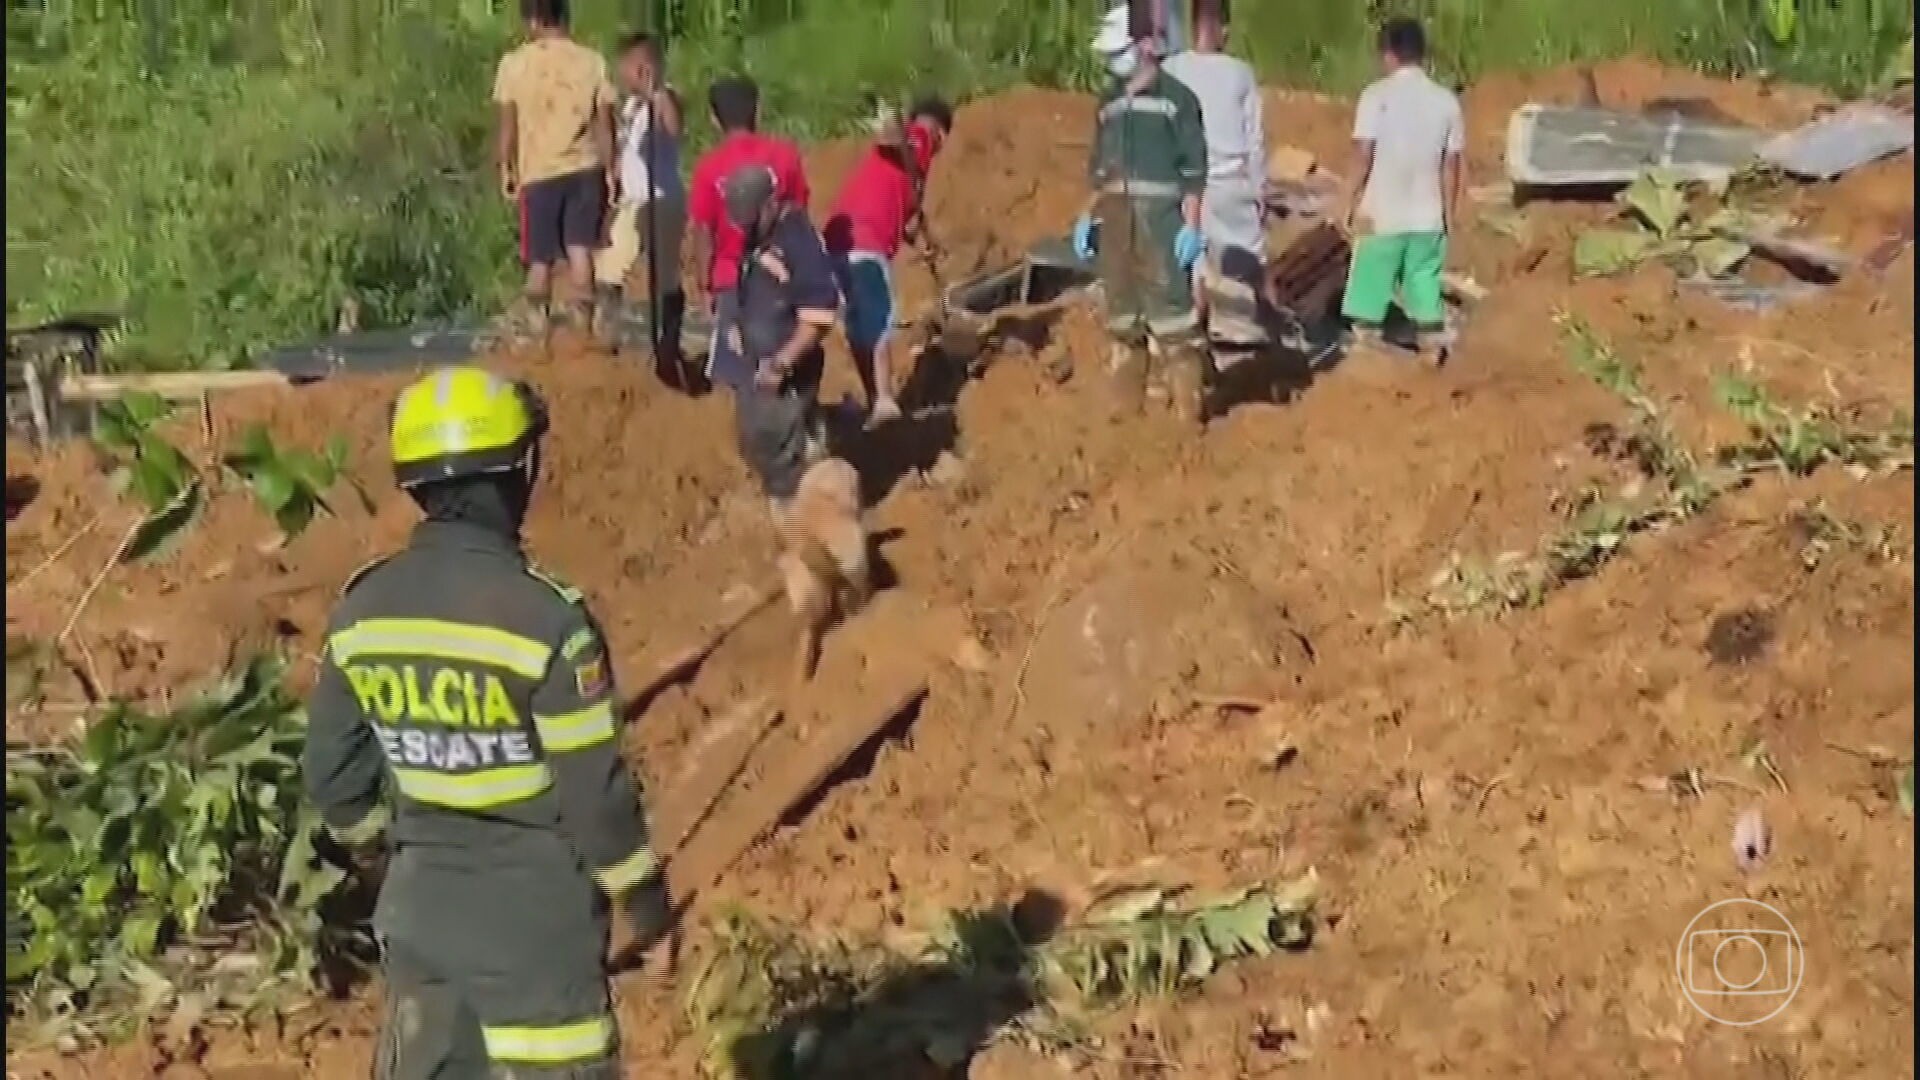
[732,354,823,500]
[518,167,607,268]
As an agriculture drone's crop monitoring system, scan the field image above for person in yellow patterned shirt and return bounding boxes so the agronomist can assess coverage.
[492,0,620,344]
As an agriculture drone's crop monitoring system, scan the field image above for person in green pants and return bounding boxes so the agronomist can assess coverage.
[1341,16,1463,366]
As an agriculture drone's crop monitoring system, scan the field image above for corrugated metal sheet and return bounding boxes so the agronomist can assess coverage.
[1759,104,1915,181]
[1506,105,1764,186]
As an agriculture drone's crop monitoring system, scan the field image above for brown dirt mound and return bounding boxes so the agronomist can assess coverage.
[7,64,1914,1079]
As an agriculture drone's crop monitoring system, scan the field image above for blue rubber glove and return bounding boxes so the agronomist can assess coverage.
[1072,214,1096,261]
[1173,224,1204,270]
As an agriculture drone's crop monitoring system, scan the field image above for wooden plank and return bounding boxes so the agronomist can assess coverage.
[653,695,782,857]
[664,675,929,915]
[58,370,290,401]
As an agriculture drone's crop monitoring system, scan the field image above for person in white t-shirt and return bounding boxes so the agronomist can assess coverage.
[592,32,689,371]
[1342,16,1463,365]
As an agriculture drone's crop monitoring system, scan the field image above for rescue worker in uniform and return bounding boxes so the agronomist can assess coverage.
[1076,0,1211,426]
[303,365,668,1079]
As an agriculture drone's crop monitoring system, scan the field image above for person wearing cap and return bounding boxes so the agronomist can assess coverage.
[718,164,842,523]
[1077,1,1211,427]
[1163,0,1269,349]
[304,366,670,1078]
[686,76,812,390]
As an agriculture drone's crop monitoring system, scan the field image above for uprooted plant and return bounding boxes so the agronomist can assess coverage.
[89,391,205,563]
[83,396,363,563]
[1573,167,1769,280]
[221,424,369,543]
[1400,316,1912,622]
[683,873,1318,1079]
[5,654,368,1046]
[1712,372,1914,477]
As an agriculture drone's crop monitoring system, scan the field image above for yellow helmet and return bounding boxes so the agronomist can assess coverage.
[389,365,549,489]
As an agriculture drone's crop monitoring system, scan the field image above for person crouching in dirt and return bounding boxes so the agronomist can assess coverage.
[820,96,954,429]
[1341,16,1463,366]
[490,0,621,347]
[303,365,670,1080]
[1076,3,1212,427]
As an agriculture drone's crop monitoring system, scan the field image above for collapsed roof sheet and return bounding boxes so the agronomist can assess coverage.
[1759,104,1915,181]
[1506,104,1764,186]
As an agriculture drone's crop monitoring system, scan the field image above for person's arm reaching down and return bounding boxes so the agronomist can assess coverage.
[755,220,839,389]
[1345,87,1384,234]
[652,86,684,140]
[1441,101,1465,235]
[1173,88,1208,234]
[303,635,390,866]
[1243,68,1266,200]
[685,158,717,313]
[782,143,812,214]
[531,615,659,898]
[492,57,519,200]
[593,66,621,206]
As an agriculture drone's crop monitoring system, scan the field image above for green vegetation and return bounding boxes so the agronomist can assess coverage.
[5,655,361,1044]
[86,392,354,563]
[1396,315,1914,623]
[686,874,1318,1078]
[7,1,1907,372]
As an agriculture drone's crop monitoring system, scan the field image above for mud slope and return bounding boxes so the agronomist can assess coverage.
[7,62,1914,1079]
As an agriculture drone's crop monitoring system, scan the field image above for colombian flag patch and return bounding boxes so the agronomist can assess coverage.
[574,656,609,699]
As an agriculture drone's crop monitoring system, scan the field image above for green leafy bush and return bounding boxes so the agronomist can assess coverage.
[684,874,1318,1078]
[221,424,363,540]
[1573,169,1757,281]
[89,392,203,562]
[5,655,358,1044]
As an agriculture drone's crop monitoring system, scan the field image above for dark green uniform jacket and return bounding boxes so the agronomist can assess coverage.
[304,519,654,1076]
[1088,69,1209,342]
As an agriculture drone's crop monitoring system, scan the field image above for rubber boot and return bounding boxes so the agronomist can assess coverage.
[1106,340,1149,418]
[1165,345,1208,428]
[590,286,626,352]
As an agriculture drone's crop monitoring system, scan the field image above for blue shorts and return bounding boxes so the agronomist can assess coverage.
[833,252,894,357]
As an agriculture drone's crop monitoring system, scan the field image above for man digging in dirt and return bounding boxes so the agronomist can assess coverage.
[687,76,811,393]
[303,366,670,1079]
[820,96,954,429]
[1340,16,1464,367]
[721,164,873,681]
[1076,0,1212,427]
[1163,0,1269,351]
[489,0,621,349]
[590,32,689,377]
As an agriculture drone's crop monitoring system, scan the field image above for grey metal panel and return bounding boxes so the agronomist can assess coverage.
[1506,104,1763,186]
[1760,104,1914,181]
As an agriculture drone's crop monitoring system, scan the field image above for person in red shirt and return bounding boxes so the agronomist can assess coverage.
[686,76,812,389]
[820,98,953,427]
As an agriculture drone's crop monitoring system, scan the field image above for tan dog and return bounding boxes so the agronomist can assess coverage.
[774,457,872,682]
